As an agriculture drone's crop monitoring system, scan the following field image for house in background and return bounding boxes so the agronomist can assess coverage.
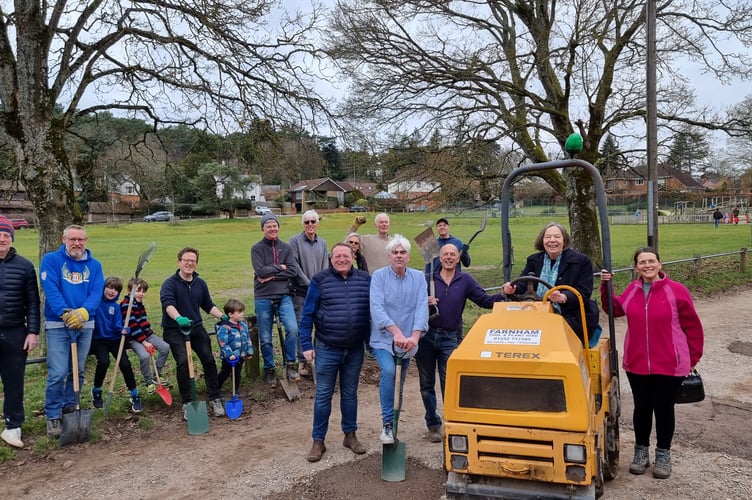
[603,164,704,195]
[288,177,348,213]
[386,171,441,210]
[215,174,265,202]
[0,181,34,218]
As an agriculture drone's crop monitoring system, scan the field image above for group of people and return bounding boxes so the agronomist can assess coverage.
[0,214,704,483]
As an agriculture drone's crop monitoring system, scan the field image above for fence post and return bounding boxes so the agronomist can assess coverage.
[741,248,747,273]
[691,254,702,279]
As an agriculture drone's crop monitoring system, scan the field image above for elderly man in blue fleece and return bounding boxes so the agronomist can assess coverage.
[369,234,428,445]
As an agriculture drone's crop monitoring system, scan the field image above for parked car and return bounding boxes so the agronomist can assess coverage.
[1,217,30,229]
[255,206,272,215]
[408,204,428,212]
[143,211,173,222]
[349,205,367,212]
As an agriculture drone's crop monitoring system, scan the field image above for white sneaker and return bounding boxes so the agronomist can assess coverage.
[380,425,394,444]
[1,427,24,448]
[210,398,225,417]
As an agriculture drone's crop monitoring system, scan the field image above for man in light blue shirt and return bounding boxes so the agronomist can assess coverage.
[369,234,428,444]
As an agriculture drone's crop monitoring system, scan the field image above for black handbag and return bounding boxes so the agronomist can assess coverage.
[676,369,705,404]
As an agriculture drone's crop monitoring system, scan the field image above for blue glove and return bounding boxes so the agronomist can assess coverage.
[175,316,192,328]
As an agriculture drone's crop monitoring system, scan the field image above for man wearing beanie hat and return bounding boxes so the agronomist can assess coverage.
[251,212,301,386]
[0,216,15,241]
[0,216,41,448]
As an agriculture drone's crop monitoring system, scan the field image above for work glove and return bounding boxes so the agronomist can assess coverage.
[353,216,367,227]
[175,315,192,328]
[62,307,89,330]
[462,244,470,253]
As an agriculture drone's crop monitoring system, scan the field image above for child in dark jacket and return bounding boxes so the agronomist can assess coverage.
[91,277,143,412]
[215,298,253,394]
[121,278,172,393]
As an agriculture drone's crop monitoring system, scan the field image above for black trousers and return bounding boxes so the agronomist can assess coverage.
[90,338,137,390]
[626,371,684,450]
[0,326,28,429]
[217,358,244,393]
[164,326,220,404]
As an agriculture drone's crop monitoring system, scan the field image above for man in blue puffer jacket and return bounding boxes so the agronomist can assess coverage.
[300,242,371,463]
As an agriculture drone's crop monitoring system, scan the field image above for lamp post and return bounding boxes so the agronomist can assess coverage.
[646,0,659,249]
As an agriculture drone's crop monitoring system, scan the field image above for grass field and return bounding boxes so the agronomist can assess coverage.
[4,212,751,460]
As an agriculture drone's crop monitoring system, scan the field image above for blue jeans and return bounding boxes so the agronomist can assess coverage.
[414,328,458,429]
[373,348,410,427]
[255,296,299,370]
[45,327,93,420]
[311,340,364,441]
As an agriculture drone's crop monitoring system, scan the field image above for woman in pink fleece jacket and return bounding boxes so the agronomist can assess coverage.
[600,247,703,481]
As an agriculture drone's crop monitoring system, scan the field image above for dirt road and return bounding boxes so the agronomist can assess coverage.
[1,290,751,499]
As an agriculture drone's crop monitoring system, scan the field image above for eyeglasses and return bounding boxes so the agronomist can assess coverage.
[66,237,87,243]
[180,258,197,264]
[391,250,408,255]
[303,220,317,225]
[347,240,359,244]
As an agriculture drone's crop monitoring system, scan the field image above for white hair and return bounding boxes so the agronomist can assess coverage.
[385,234,411,254]
[301,209,319,225]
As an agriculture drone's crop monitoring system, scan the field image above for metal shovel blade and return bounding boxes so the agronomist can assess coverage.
[278,375,301,402]
[186,400,209,435]
[59,408,93,446]
[382,408,407,482]
[414,226,439,263]
[59,342,92,446]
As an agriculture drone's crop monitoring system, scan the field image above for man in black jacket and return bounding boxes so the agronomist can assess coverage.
[0,216,41,448]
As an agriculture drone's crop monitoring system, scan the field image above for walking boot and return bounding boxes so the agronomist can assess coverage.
[265,368,278,388]
[307,440,326,462]
[343,431,366,454]
[286,363,300,381]
[653,447,672,479]
[629,444,650,475]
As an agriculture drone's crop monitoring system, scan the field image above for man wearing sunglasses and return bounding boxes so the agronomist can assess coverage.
[289,210,328,377]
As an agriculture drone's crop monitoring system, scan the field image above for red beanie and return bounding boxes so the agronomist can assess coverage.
[0,216,14,241]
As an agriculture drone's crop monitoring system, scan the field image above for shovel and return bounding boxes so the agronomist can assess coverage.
[59,342,93,446]
[275,311,301,402]
[463,210,489,251]
[226,358,243,419]
[414,227,440,319]
[103,334,127,417]
[183,327,209,435]
[382,352,407,482]
[146,344,172,406]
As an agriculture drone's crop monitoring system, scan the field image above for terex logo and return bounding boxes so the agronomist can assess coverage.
[495,352,541,359]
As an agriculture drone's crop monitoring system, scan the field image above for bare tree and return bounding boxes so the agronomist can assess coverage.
[326,0,752,262]
[0,1,330,256]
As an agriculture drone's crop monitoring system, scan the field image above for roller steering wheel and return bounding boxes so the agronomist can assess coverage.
[507,275,554,302]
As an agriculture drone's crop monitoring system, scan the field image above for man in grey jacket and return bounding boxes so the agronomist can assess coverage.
[252,213,301,386]
[289,210,328,376]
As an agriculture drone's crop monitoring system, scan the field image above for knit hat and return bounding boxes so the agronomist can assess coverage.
[0,216,14,241]
[260,212,280,228]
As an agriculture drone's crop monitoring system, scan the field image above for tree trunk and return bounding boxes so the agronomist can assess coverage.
[16,119,80,263]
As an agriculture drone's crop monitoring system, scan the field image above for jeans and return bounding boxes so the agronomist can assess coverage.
[311,341,364,441]
[414,328,458,429]
[164,325,220,404]
[129,334,170,383]
[255,296,299,370]
[626,371,684,450]
[45,327,93,419]
[90,338,137,390]
[0,326,28,429]
[373,348,410,427]
[292,294,308,363]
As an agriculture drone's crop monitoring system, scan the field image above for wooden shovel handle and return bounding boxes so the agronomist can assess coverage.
[71,342,80,394]
[186,339,196,379]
